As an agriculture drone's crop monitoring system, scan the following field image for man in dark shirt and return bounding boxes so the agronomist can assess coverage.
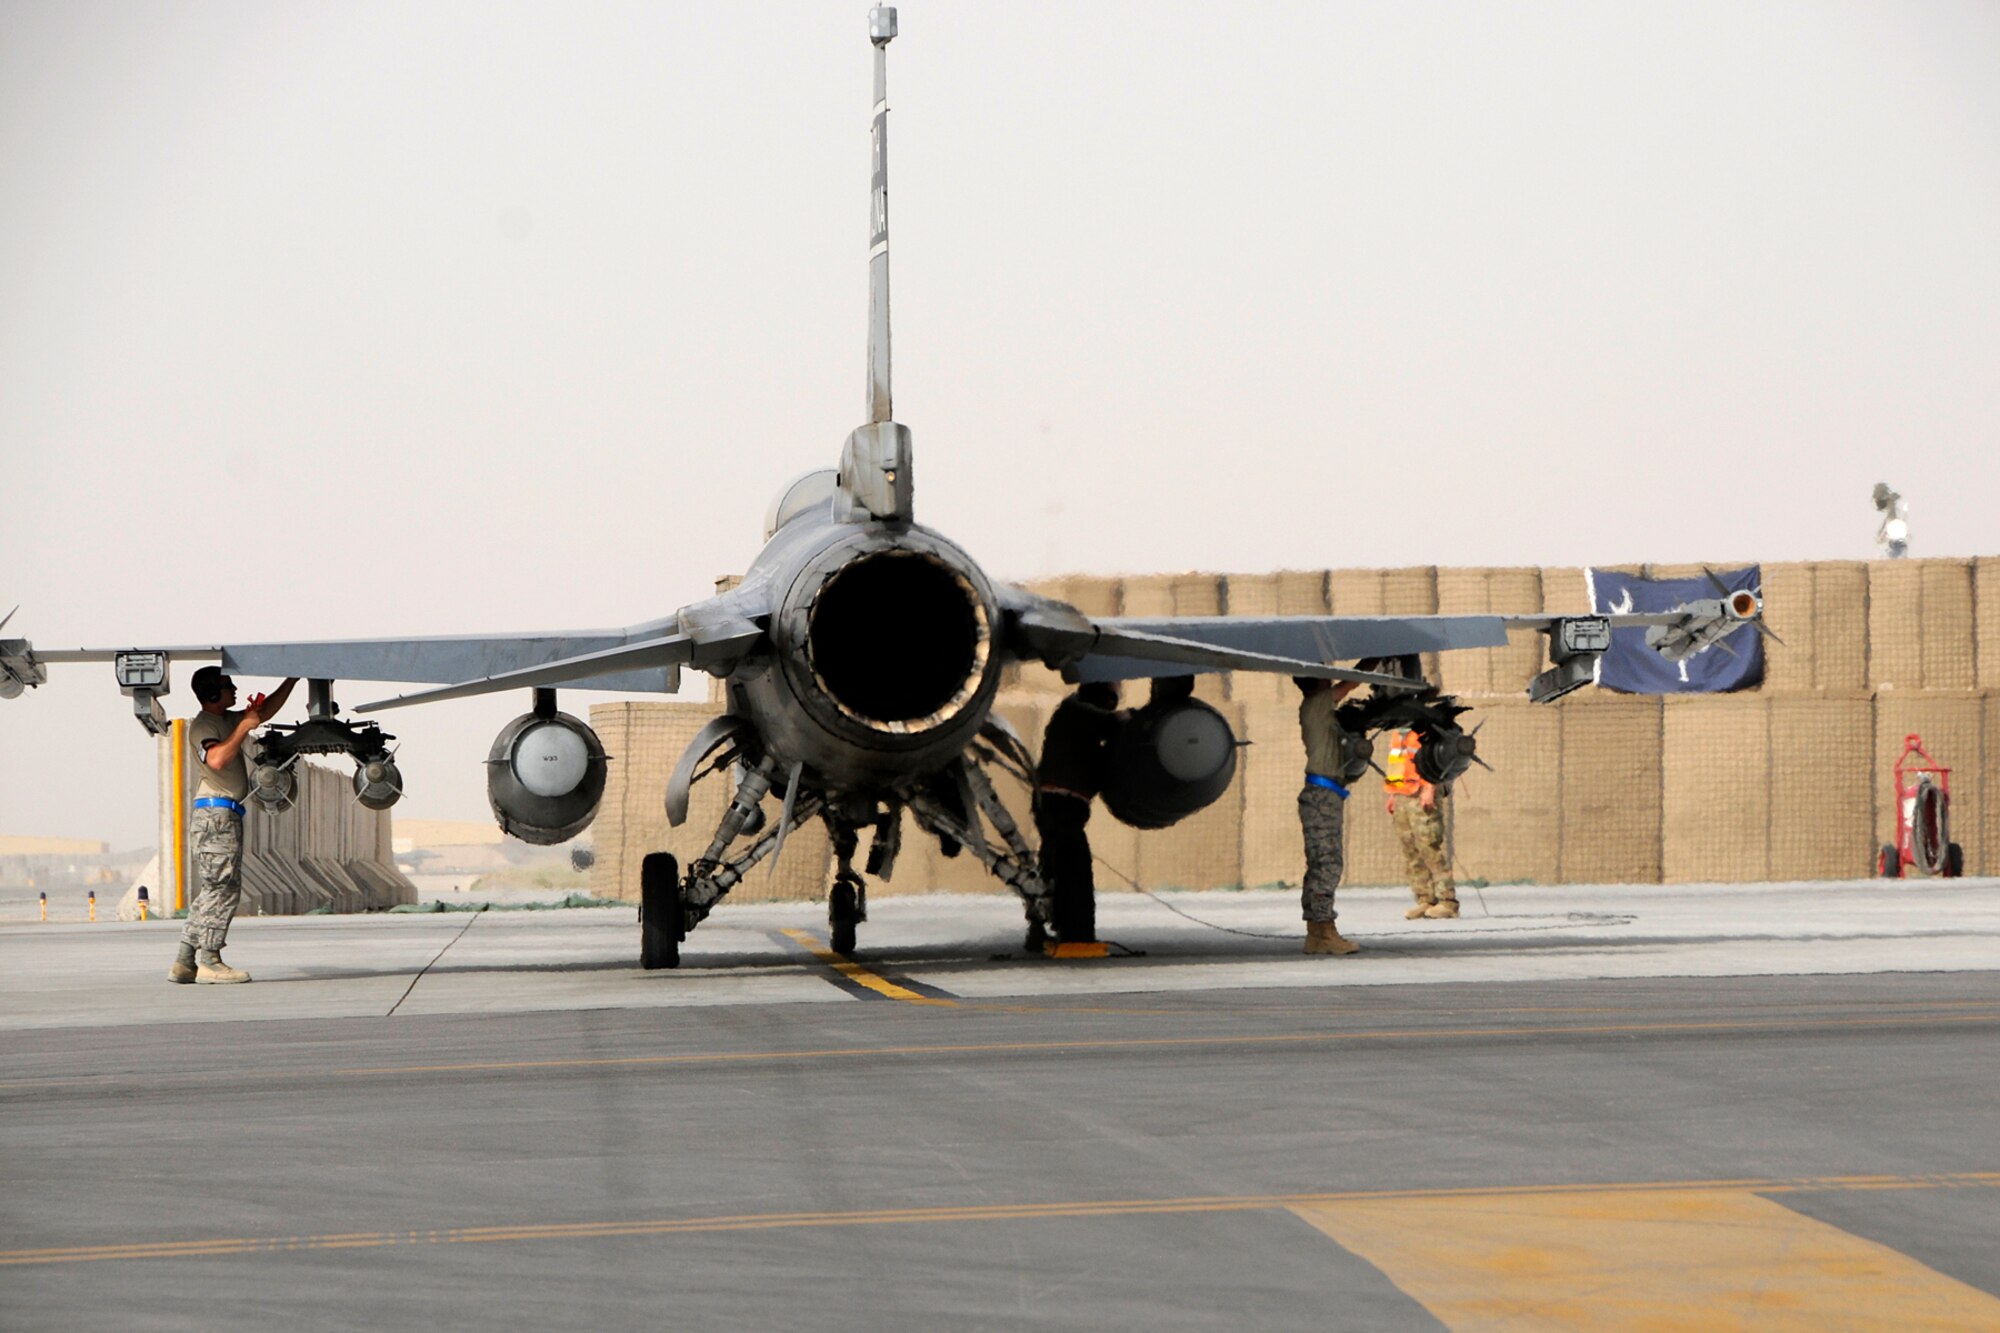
[1033,681,1121,947]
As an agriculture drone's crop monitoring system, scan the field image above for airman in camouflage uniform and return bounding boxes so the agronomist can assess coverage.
[1296,677,1362,955]
[168,667,297,985]
[1386,729,1458,919]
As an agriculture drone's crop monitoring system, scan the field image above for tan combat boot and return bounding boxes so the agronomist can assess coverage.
[168,943,197,985]
[1422,898,1460,920]
[1304,921,1359,956]
[195,948,251,984]
[1405,901,1434,920]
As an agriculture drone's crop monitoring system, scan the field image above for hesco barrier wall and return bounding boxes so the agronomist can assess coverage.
[593,557,1998,902]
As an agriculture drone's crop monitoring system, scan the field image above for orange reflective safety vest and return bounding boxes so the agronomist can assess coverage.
[1384,730,1423,796]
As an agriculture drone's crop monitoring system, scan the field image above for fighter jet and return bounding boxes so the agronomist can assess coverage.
[0,9,1768,966]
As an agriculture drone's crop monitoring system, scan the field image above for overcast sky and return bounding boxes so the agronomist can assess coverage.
[4,0,1996,849]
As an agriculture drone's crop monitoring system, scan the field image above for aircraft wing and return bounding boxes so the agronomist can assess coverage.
[2,581,775,712]
[1064,594,1769,692]
[1068,615,1512,683]
[4,630,681,693]
[222,630,685,695]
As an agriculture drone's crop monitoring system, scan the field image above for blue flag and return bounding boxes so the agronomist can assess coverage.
[1588,565,1763,694]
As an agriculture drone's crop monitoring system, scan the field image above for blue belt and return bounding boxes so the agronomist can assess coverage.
[1304,773,1350,799]
[193,797,246,815]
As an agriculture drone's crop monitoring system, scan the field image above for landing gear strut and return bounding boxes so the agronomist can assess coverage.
[640,754,827,969]
[908,748,1052,953]
[828,821,868,957]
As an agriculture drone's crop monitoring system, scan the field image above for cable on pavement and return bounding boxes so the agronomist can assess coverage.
[387,905,485,1017]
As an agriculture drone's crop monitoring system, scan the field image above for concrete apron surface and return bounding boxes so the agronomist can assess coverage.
[4,878,1997,1031]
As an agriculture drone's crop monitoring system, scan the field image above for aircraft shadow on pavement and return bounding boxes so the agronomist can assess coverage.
[264,916,1972,984]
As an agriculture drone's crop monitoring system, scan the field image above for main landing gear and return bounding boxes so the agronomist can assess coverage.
[637,724,1054,968]
[640,853,682,970]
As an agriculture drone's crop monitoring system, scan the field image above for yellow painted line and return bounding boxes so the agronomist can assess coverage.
[314,1009,1999,1079]
[4,1173,1995,1268]
[1238,997,2000,1019]
[1292,1186,2000,1330]
[779,928,957,1006]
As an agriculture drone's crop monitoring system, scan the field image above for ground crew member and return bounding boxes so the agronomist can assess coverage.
[1297,676,1363,955]
[168,666,298,984]
[1033,681,1121,947]
[1385,728,1458,919]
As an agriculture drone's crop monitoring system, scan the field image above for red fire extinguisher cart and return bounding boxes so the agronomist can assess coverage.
[1879,734,1964,879]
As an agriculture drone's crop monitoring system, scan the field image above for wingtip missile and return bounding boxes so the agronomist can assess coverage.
[0,625,46,700]
[1643,581,1777,663]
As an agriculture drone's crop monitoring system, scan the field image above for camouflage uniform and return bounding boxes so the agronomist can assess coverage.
[182,705,253,952]
[1297,685,1353,923]
[1297,785,1345,923]
[181,806,244,951]
[1392,795,1455,907]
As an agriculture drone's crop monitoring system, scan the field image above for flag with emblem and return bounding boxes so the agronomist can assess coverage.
[1588,565,1764,694]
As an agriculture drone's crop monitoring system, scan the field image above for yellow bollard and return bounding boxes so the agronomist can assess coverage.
[88,890,97,923]
[39,891,47,922]
[171,717,188,914]
[138,886,151,922]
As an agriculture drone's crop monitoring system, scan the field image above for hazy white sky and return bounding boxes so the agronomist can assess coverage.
[4,1,1996,848]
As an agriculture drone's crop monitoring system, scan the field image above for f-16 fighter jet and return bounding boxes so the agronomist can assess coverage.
[0,9,1770,967]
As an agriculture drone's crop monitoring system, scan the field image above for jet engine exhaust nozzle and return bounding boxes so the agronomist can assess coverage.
[806,549,992,735]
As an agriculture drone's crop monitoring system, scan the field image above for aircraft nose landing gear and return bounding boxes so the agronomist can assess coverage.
[829,872,867,957]
[826,817,872,957]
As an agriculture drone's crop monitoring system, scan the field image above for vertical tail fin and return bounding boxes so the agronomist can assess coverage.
[866,6,896,424]
[837,7,915,526]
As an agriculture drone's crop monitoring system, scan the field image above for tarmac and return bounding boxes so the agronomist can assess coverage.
[4,879,1999,1329]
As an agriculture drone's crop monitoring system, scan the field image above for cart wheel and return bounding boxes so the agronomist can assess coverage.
[1945,843,1965,879]
[1878,844,1900,879]
[1912,779,1950,876]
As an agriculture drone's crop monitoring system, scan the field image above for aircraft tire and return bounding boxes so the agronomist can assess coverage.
[641,852,682,970]
[1878,844,1900,879]
[1946,842,1965,879]
[830,878,859,957]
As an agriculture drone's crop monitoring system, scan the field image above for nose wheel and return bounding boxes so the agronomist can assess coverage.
[829,873,865,957]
